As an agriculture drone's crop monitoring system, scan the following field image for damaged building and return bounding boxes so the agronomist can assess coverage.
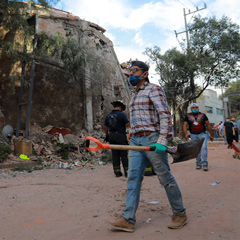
[0,3,131,135]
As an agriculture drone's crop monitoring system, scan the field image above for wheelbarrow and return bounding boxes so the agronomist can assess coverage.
[85,136,204,163]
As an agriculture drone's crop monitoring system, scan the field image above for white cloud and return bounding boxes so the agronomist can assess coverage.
[64,0,240,31]
[65,0,189,31]
[65,0,130,28]
[59,0,240,88]
[133,32,144,47]
[63,0,240,65]
[104,32,115,43]
[114,45,148,62]
[208,0,240,24]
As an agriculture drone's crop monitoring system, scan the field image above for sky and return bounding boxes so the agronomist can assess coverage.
[54,0,239,88]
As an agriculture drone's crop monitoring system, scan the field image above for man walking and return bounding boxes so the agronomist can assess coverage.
[106,61,187,232]
[231,118,239,142]
[224,117,235,148]
[183,103,213,171]
[104,100,130,177]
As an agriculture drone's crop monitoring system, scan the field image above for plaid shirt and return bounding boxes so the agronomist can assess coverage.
[129,82,173,146]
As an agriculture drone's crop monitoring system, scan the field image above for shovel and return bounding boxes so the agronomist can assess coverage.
[85,136,204,163]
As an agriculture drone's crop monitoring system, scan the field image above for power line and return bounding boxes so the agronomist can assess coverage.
[187,0,197,8]
[201,0,214,16]
[176,0,189,9]
[174,3,207,49]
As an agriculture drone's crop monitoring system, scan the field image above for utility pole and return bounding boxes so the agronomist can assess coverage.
[16,0,32,137]
[183,8,190,49]
[175,4,207,49]
[174,4,207,103]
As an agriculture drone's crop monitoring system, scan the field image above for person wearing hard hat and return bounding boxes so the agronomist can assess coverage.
[104,100,130,177]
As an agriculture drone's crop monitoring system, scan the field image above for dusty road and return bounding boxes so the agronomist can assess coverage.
[0,144,239,240]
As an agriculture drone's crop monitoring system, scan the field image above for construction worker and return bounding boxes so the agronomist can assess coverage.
[183,103,213,171]
[104,100,130,177]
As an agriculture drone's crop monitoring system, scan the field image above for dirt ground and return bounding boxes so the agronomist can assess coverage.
[0,143,239,240]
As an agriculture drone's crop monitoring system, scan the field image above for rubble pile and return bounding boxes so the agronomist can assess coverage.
[2,123,110,170]
[1,123,186,175]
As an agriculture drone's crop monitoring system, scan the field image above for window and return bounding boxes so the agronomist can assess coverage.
[206,106,213,113]
[217,108,223,115]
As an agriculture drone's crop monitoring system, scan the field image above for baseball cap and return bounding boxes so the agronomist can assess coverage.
[130,61,149,82]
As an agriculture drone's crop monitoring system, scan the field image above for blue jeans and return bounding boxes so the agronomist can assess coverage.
[190,133,208,166]
[122,132,185,224]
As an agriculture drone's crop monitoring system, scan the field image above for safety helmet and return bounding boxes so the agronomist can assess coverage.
[111,100,126,111]
[231,118,236,121]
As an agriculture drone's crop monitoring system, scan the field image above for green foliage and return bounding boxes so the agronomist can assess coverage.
[0,1,61,89]
[37,32,65,56]
[61,37,85,79]
[1,1,97,85]
[144,16,240,125]
[0,3,34,59]
[38,33,87,80]
[57,143,77,160]
[188,16,240,88]
[224,79,240,116]
[0,141,12,162]
[33,0,60,8]
[143,46,195,119]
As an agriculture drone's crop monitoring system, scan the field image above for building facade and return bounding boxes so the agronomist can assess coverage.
[0,4,131,134]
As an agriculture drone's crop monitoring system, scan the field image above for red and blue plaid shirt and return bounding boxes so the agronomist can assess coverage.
[129,82,173,146]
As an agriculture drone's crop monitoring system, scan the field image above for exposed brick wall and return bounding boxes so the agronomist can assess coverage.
[0,8,130,134]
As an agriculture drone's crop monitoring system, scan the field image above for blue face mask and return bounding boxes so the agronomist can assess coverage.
[129,76,141,86]
[192,109,199,114]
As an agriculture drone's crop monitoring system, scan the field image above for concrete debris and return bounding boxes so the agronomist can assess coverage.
[59,133,64,144]
[1,123,108,172]
[63,134,85,145]
[43,126,72,136]
[146,218,152,224]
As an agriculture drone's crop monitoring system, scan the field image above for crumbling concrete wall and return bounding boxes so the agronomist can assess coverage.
[0,7,131,134]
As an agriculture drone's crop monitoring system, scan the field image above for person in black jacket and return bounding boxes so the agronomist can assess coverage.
[224,117,235,149]
[231,118,239,142]
[104,100,130,177]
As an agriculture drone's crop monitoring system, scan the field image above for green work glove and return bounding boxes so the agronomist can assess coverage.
[150,143,167,153]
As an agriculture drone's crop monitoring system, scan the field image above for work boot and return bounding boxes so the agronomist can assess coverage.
[124,168,128,178]
[167,213,187,229]
[196,165,202,170]
[106,216,135,232]
[115,172,123,177]
[203,165,208,171]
